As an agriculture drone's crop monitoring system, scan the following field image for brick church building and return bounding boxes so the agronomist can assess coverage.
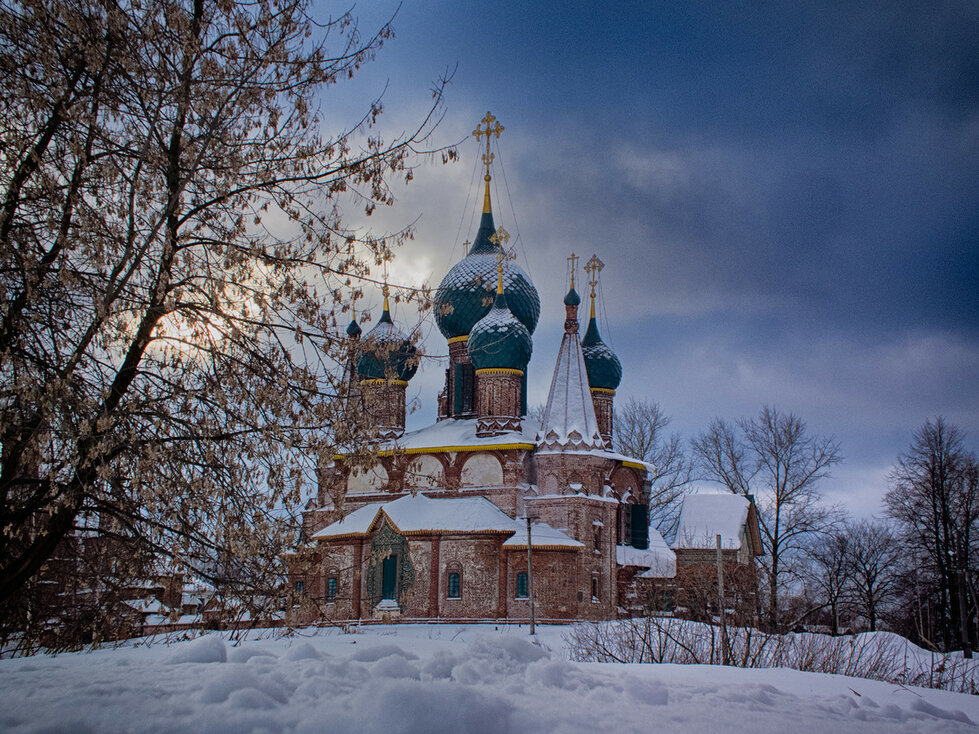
[288,114,729,624]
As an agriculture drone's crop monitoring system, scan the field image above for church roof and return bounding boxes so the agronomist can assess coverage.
[617,533,676,579]
[537,322,605,452]
[312,493,581,549]
[372,418,537,455]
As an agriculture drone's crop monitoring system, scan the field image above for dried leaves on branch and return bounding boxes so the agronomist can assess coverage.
[0,0,449,630]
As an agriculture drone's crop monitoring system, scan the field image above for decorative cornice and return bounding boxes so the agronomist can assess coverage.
[333,442,535,462]
[475,368,524,376]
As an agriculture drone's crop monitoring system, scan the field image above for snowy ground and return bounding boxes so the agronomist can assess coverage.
[1,623,976,733]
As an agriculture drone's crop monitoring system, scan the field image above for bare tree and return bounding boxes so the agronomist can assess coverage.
[845,519,901,632]
[885,418,979,651]
[614,398,692,535]
[802,526,851,635]
[0,0,449,630]
[692,406,842,630]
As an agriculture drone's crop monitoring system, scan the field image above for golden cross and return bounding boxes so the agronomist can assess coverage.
[473,111,504,181]
[585,254,604,297]
[567,252,580,288]
[462,239,471,255]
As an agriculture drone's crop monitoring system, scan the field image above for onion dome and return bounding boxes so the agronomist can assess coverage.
[468,287,533,372]
[355,295,418,382]
[581,310,622,391]
[346,317,362,338]
[563,286,581,307]
[434,210,540,340]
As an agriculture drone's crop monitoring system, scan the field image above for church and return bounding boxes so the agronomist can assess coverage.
[287,114,719,624]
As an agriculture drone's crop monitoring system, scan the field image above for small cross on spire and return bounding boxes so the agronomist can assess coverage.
[567,252,580,289]
[490,227,514,294]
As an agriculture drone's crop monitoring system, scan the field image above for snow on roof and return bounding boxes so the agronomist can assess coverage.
[673,492,750,550]
[313,493,521,538]
[503,522,585,549]
[377,418,537,454]
[537,328,605,452]
[617,529,676,578]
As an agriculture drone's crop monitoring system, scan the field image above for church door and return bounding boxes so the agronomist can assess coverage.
[381,554,398,600]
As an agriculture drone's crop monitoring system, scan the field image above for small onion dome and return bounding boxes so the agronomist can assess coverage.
[563,286,581,307]
[355,307,419,382]
[346,317,362,338]
[434,210,540,339]
[468,291,533,372]
[581,314,622,390]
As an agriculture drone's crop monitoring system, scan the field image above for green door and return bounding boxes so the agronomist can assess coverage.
[381,554,398,600]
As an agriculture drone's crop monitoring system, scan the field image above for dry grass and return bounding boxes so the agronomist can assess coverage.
[565,617,978,694]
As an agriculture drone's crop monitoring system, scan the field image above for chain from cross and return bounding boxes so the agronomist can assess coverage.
[473,111,504,180]
[585,254,604,295]
[567,252,580,288]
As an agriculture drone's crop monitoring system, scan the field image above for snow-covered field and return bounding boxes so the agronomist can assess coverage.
[1,623,976,733]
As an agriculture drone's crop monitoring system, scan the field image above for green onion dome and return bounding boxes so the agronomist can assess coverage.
[434,211,540,340]
[563,286,581,307]
[355,306,418,382]
[468,290,533,371]
[346,317,362,338]
[581,314,622,390]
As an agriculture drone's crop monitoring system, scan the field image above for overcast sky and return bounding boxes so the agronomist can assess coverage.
[322,1,979,517]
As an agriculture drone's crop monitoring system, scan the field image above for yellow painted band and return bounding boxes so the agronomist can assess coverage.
[475,368,524,376]
[359,378,409,386]
[590,387,616,395]
[622,461,646,470]
[447,335,469,344]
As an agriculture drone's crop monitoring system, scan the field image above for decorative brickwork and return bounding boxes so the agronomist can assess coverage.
[591,388,615,446]
[359,379,407,438]
[475,368,523,436]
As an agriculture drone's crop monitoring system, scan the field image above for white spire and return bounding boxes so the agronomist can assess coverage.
[537,326,605,452]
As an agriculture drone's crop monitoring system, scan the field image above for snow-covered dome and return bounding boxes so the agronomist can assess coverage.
[355,303,418,382]
[468,290,533,372]
[581,311,622,391]
[434,210,540,340]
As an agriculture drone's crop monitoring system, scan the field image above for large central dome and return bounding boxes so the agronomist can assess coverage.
[434,209,540,340]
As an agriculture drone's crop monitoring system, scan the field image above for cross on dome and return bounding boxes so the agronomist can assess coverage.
[473,111,504,182]
[567,252,580,289]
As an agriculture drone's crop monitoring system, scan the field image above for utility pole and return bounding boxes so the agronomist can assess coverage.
[959,568,972,658]
[527,516,535,635]
[716,534,727,666]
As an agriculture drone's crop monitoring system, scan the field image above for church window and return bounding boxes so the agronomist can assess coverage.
[447,572,461,599]
[591,576,599,601]
[593,524,602,552]
[326,576,338,602]
[516,572,528,598]
[295,580,304,594]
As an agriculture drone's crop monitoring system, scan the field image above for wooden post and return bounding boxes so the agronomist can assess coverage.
[527,517,535,635]
[716,534,727,666]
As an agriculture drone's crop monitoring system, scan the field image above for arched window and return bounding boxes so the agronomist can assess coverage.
[326,576,338,603]
[446,562,463,599]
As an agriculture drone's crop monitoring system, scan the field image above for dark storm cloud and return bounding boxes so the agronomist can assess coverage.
[333,1,979,514]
